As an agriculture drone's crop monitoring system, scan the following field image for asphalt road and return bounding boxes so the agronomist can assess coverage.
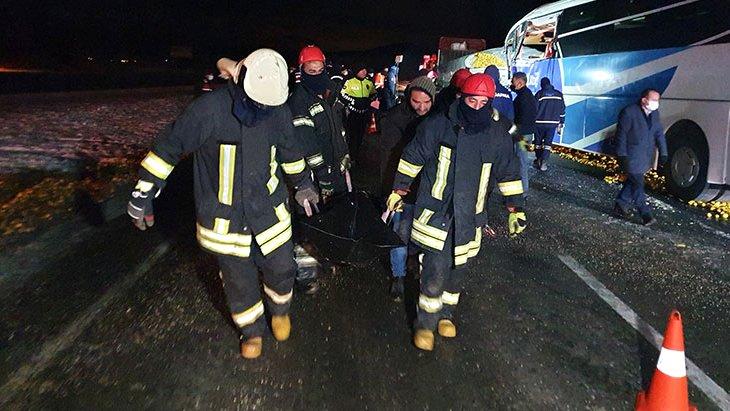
[1,147,728,409]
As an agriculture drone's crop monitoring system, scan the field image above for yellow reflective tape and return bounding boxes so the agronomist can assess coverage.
[292,117,315,128]
[412,219,448,241]
[231,301,264,327]
[441,291,460,305]
[263,284,293,305]
[418,294,443,313]
[475,163,493,213]
[197,236,251,257]
[259,225,292,255]
[135,179,154,193]
[267,145,279,194]
[455,228,482,265]
[397,158,422,178]
[417,209,434,224]
[256,203,292,254]
[213,218,230,234]
[274,203,289,222]
[431,146,452,200]
[281,158,306,175]
[141,151,174,180]
[196,223,251,246]
[411,229,445,251]
[498,180,524,197]
[218,145,236,205]
[306,154,325,168]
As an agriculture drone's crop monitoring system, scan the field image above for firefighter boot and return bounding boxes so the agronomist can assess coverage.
[240,337,263,359]
[437,319,457,338]
[413,329,434,351]
[271,315,291,341]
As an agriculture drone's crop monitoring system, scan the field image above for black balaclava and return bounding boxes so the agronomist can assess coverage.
[232,68,273,127]
[457,97,493,134]
[301,70,329,96]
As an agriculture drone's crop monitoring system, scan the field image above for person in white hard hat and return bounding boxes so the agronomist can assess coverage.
[127,49,320,359]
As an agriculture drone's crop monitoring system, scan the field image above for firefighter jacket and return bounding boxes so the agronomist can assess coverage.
[392,101,524,265]
[288,82,350,193]
[137,82,314,259]
[535,85,566,126]
[340,77,376,114]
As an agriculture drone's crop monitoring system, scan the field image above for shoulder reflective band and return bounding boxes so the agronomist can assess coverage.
[281,158,306,175]
[441,291,460,306]
[475,163,493,213]
[418,294,443,313]
[231,300,264,327]
[141,151,174,180]
[256,203,293,255]
[306,153,325,168]
[656,347,687,378]
[498,180,524,197]
[263,284,293,305]
[267,146,279,194]
[431,146,452,200]
[292,116,315,128]
[397,158,423,178]
[218,144,236,205]
[309,103,324,116]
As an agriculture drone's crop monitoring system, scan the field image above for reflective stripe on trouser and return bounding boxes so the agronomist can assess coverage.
[534,125,557,162]
[217,240,296,338]
[417,228,467,330]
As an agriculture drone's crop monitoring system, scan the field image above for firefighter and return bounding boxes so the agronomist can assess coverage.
[288,45,351,294]
[340,64,376,162]
[533,77,565,171]
[386,73,526,351]
[127,49,320,360]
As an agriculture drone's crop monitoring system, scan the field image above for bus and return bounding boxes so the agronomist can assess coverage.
[505,0,730,201]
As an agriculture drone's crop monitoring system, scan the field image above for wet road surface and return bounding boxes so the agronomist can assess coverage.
[1,143,728,409]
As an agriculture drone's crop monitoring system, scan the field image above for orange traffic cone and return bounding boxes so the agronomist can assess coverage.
[635,310,697,411]
[367,112,378,134]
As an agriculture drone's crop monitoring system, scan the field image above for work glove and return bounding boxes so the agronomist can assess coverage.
[127,180,159,231]
[295,186,320,217]
[386,190,407,213]
[517,136,529,152]
[508,211,527,237]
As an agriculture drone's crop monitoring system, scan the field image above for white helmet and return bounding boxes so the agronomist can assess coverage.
[242,48,289,106]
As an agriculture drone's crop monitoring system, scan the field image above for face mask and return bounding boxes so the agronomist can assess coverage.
[457,98,493,134]
[646,100,659,111]
[301,71,329,95]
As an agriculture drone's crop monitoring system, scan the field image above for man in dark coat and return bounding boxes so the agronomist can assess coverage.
[511,72,537,194]
[614,88,668,225]
[378,76,436,299]
[484,65,513,121]
[534,77,565,171]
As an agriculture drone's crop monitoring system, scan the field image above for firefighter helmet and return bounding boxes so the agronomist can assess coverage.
[460,73,495,98]
[298,45,326,65]
[242,48,289,106]
[451,68,472,89]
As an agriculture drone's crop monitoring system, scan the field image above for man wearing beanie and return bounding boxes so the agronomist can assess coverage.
[385,73,526,351]
[378,76,436,299]
[533,77,565,171]
[483,65,514,121]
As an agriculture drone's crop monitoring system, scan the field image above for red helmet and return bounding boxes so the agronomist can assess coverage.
[298,45,326,65]
[451,68,472,88]
[460,73,496,98]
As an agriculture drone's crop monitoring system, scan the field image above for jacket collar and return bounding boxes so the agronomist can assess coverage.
[446,99,500,124]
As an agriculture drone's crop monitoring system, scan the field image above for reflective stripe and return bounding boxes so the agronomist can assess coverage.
[475,163,493,213]
[141,151,174,180]
[397,159,422,178]
[417,209,434,224]
[292,116,315,128]
[263,284,293,305]
[232,301,264,327]
[538,96,563,101]
[306,153,325,168]
[535,120,561,124]
[508,125,518,135]
[498,180,524,197]
[491,108,500,121]
[135,179,154,193]
[281,158,306,175]
[266,146,279,194]
[213,218,230,234]
[256,203,292,255]
[198,236,250,257]
[442,291,460,305]
[309,103,324,116]
[431,146,451,200]
[455,228,482,265]
[197,223,252,257]
[412,219,448,241]
[656,347,687,378]
[218,145,236,205]
[418,294,443,313]
[411,229,446,251]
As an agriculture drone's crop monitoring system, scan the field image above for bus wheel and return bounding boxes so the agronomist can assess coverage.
[665,121,709,201]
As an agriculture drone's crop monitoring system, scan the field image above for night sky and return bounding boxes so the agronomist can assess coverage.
[2,0,545,68]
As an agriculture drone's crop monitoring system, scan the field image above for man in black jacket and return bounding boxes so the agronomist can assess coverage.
[378,76,435,299]
[511,72,537,194]
[127,49,320,360]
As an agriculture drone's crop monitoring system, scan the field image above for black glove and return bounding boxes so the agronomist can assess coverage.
[127,180,158,231]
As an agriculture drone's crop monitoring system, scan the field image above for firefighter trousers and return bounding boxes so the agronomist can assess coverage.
[216,241,296,339]
[416,229,467,331]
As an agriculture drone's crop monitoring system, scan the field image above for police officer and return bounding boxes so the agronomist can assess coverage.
[614,88,668,226]
[340,65,376,162]
[534,77,565,171]
[386,74,526,351]
[127,49,320,359]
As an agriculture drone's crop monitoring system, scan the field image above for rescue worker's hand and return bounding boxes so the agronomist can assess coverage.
[386,190,407,212]
[508,211,527,237]
[295,186,320,217]
[319,180,335,200]
[127,180,158,231]
[517,137,529,152]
